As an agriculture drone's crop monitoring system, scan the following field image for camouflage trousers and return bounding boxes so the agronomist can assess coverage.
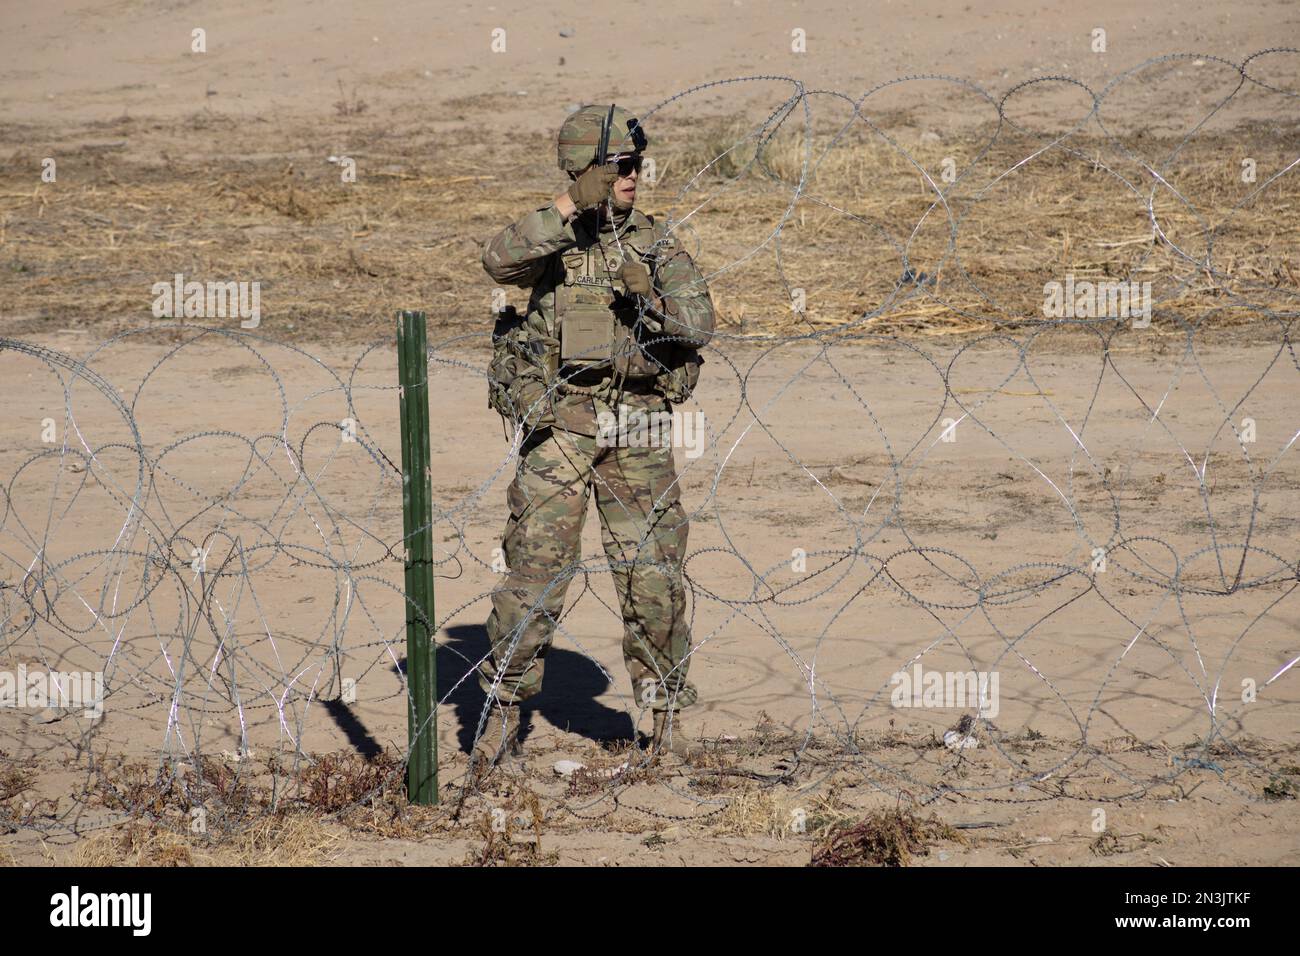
[480,423,697,713]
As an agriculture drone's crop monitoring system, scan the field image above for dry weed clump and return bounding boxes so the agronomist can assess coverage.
[90,753,262,820]
[0,758,34,802]
[293,750,407,813]
[564,741,666,797]
[714,787,853,839]
[810,806,964,867]
[83,747,459,848]
[462,788,557,867]
[294,749,454,839]
[0,754,59,832]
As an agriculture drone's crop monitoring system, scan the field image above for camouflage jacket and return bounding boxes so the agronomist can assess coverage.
[482,203,713,436]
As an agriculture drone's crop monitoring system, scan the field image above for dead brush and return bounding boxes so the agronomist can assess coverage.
[565,742,663,797]
[2,753,60,830]
[715,787,853,839]
[735,710,801,757]
[685,746,742,795]
[1,793,59,832]
[90,753,261,820]
[463,788,556,867]
[289,749,453,838]
[333,80,368,117]
[292,750,407,813]
[70,813,342,867]
[0,757,33,802]
[338,787,451,840]
[810,806,964,867]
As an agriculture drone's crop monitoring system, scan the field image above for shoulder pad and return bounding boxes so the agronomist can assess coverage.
[650,217,679,252]
[627,208,655,231]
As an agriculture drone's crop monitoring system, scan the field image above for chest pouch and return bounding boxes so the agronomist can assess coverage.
[558,246,618,365]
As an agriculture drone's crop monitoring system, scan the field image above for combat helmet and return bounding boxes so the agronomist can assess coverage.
[557,104,648,173]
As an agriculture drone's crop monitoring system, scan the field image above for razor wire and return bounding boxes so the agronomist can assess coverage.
[1,49,1299,840]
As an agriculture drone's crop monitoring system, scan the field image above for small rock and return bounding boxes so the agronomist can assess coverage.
[559,27,575,38]
[32,707,63,724]
[943,730,978,751]
[553,759,586,777]
[938,850,950,861]
[919,130,940,144]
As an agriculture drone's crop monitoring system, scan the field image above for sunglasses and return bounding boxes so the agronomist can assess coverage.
[607,154,643,176]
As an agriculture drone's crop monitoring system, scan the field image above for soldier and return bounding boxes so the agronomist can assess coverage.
[474,104,714,777]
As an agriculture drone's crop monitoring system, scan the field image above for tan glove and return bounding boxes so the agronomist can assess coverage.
[618,260,653,296]
[567,163,618,212]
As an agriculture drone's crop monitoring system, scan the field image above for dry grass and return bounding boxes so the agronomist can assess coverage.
[714,787,853,839]
[70,814,343,867]
[810,806,964,867]
[1,113,1294,343]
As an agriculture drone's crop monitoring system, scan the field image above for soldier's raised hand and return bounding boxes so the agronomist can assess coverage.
[568,162,619,212]
[618,260,653,297]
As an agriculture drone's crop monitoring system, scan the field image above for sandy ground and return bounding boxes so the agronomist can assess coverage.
[1,1,1298,866]
[3,0,1297,130]
[1,328,1297,865]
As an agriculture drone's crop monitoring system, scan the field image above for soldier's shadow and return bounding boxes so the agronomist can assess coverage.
[434,624,635,753]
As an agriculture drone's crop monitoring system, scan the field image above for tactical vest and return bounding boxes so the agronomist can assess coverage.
[488,212,701,429]
[553,214,661,379]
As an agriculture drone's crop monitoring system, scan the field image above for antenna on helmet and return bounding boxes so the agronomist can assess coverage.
[597,104,615,166]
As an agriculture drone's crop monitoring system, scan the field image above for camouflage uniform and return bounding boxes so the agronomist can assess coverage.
[479,106,714,717]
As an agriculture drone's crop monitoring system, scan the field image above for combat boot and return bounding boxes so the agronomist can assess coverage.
[649,710,692,760]
[469,703,522,784]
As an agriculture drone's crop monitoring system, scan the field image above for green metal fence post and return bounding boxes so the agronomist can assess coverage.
[398,310,437,804]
